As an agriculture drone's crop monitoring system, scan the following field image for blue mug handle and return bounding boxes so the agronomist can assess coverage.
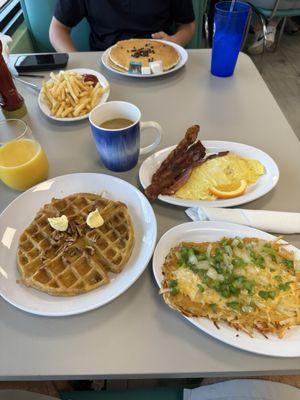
[140,121,162,155]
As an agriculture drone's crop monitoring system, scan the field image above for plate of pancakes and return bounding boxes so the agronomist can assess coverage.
[0,173,157,316]
[101,38,188,78]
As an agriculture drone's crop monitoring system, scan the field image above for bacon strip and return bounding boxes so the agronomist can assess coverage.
[161,151,230,196]
[151,125,200,184]
[145,125,206,201]
[161,167,193,195]
[193,151,229,168]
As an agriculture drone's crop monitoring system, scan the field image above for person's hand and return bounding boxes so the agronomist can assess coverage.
[151,31,178,44]
[152,22,195,47]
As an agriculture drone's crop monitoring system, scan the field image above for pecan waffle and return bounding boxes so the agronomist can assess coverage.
[17,193,134,296]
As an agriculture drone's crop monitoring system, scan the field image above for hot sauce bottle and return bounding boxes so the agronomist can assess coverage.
[0,39,27,118]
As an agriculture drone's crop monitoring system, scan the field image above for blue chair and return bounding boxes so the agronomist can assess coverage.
[247,0,300,51]
[188,0,205,48]
[20,0,90,52]
[21,0,204,52]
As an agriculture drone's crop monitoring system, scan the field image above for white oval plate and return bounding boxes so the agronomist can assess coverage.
[139,141,279,208]
[38,68,110,122]
[0,173,157,317]
[153,221,300,357]
[101,40,188,78]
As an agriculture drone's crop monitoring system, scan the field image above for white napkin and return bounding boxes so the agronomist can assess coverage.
[186,207,300,234]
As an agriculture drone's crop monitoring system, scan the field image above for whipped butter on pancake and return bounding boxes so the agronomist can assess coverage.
[109,39,180,72]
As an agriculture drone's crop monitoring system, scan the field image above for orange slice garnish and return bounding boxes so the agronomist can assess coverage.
[209,180,247,199]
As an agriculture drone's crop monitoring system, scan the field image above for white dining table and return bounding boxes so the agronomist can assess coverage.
[0,49,300,380]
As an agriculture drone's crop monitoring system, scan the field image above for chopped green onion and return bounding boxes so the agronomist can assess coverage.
[259,290,269,299]
[278,282,291,291]
[168,279,178,288]
[187,248,198,265]
[198,284,204,293]
[250,250,265,268]
[282,259,294,268]
[243,280,254,293]
[233,276,246,286]
[210,303,218,313]
[226,301,240,310]
[259,290,276,300]
[220,238,229,247]
[170,287,179,296]
[197,253,207,261]
[221,289,231,298]
[214,248,224,264]
[232,257,247,268]
[261,244,277,262]
[229,286,240,296]
[268,290,276,299]
[263,243,272,248]
[179,247,190,265]
[273,275,282,283]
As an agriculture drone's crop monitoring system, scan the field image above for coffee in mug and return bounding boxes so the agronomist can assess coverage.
[100,118,133,130]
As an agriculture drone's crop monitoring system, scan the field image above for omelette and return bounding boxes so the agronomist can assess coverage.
[175,153,265,200]
[162,237,300,338]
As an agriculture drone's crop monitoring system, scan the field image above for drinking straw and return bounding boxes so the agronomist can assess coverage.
[230,0,236,12]
[224,0,237,33]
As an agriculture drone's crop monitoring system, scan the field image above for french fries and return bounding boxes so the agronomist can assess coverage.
[41,71,107,118]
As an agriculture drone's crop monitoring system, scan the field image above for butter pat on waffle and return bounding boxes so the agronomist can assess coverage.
[17,193,134,296]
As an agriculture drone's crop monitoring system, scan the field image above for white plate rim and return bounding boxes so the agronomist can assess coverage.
[0,173,157,317]
[38,68,110,122]
[101,39,188,78]
[139,140,280,208]
[152,220,300,357]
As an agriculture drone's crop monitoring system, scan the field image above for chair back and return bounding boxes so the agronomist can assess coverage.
[187,0,205,48]
[20,0,90,52]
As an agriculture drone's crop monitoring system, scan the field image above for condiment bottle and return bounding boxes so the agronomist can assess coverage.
[0,39,27,119]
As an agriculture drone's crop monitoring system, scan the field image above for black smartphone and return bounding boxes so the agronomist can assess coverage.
[14,53,69,73]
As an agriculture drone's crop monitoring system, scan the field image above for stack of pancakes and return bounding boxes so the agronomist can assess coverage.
[17,193,134,296]
[107,39,180,73]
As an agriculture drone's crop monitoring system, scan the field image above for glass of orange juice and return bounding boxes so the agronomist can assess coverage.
[0,119,49,191]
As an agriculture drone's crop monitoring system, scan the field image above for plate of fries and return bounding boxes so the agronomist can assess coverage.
[38,68,110,121]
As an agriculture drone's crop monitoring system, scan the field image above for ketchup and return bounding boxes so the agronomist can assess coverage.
[83,74,98,87]
[0,39,27,118]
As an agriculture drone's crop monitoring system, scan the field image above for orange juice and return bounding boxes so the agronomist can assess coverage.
[0,138,49,190]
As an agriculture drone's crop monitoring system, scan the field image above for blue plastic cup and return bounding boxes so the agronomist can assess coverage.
[211,1,250,77]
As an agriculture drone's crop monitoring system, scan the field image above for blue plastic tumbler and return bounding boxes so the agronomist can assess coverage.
[211,1,250,77]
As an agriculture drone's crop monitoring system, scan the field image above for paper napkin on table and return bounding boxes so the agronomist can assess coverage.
[185,207,300,234]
